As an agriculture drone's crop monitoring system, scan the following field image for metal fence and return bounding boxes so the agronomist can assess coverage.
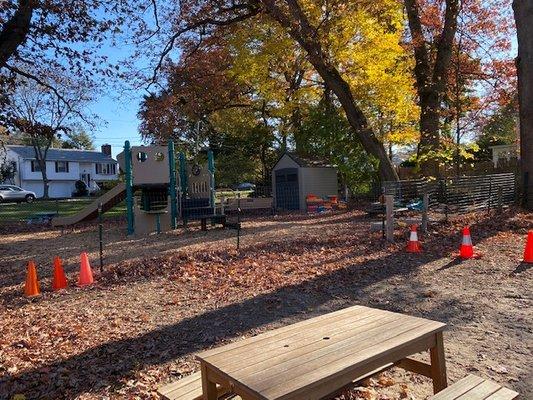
[382,172,517,216]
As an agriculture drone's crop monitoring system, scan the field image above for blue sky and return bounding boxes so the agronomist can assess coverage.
[89,92,145,157]
[84,30,156,157]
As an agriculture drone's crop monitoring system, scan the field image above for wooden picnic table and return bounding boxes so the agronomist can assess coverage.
[196,305,447,400]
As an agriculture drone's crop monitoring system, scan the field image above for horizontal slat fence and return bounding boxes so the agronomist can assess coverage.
[382,173,517,216]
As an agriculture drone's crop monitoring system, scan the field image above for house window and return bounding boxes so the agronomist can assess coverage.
[96,163,116,175]
[55,161,69,173]
[31,160,42,172]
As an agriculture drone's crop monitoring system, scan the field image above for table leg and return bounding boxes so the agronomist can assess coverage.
[430,331,448,393]
[201,363,218,400]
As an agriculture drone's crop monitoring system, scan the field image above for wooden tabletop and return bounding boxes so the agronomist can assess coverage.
[197,305,446,400]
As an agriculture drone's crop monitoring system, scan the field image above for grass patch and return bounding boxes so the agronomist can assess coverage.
[215,189,254,200]
[0,198,126,223]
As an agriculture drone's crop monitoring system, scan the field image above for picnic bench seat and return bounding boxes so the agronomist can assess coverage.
[159,373,519,400]
[430,375,518,400]
[158,372,234,400]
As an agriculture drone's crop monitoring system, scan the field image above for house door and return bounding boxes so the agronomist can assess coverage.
[275,168,299,210]
[80,173,91,186]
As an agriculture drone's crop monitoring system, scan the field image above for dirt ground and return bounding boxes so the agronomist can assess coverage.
[0,208,531,400]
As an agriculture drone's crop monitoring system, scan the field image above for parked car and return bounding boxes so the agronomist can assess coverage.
[235,182,256,191]
[0,185,37,203]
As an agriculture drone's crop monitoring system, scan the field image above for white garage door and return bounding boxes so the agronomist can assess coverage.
[21,181,75,198]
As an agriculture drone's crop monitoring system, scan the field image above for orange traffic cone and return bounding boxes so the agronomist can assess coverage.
[459,226,475,259]
[406,225,422,253]
[52,256,68,291]
[24,260,41,296]
[523,230,533,264]
[78,252,94,286]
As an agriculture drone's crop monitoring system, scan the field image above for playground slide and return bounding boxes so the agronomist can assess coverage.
[52,182,127,227]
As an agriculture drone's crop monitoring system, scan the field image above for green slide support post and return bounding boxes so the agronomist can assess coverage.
[179,152,188,197]
[124,140,135,235]
[179,152,188,227]
[207,150,215,209]
[168,141,178,229]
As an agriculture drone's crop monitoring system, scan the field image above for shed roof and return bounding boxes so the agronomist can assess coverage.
[275,152,335,169]
[7,145,117,163]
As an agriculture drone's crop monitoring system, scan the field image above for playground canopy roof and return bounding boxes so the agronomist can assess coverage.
[7,145,118,163]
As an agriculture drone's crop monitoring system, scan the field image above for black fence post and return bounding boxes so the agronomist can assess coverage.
[517,171,529,207]
[237,193,241,250]
[98,202,104,273]
[443,179,449,222]
[488,177,492,213]
[497,186,503,213]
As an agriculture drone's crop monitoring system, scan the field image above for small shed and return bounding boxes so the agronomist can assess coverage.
[272,153,338,211]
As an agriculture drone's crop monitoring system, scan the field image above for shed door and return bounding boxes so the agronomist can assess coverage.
[275,168,299,210]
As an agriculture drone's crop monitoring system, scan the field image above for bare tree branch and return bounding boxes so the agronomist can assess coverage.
[148,2,261,85]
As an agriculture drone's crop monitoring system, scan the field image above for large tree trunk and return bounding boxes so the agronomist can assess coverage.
[41,168,50,199]
[0,0,34,67]
[32,142,50,199]
[418,90,441,176]
[261,0,398,181]
[513,0,533,209]
[404,0,460,177]
[313,63,398,181]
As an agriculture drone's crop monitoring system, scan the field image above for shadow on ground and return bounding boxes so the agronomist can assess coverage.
[1,209,525,398]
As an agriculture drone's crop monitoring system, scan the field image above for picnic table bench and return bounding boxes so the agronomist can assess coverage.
[159,306,519,400]
[430,374,518,400]
[159,372,231,400]
[27,211,58,224]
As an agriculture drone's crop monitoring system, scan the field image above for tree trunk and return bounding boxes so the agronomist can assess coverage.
[260,144,268,185]
[404,0,460,177]
[32,141,51,199]
[36,156,49,199]
[0,0,34,67]
[261,0,398,182]
[41,168,49,199]
[306,50,398,181]
[513,0,533,209]
[418,90,441,176]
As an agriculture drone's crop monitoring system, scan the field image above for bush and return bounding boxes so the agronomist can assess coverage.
[72,180,89,197]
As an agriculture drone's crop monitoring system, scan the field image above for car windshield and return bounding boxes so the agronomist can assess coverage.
[9,186,23,191]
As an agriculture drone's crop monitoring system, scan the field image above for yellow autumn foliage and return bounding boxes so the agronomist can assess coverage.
[222,0,419,146]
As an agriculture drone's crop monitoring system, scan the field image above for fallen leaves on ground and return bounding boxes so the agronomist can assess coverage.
[0,208,531,399]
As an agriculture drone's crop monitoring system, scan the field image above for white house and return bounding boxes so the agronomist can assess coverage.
[2,144,119,198]
[489,143,519,167]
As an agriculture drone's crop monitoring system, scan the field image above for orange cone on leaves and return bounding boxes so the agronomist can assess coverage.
[78,252,94,286]
[459,226,474,259]
[52,256,68,291]
[523,230,533,264]
[406,225,422,253]
[24,260,40,296]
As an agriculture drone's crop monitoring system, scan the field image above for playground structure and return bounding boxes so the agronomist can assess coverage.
[53,141,226,235]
